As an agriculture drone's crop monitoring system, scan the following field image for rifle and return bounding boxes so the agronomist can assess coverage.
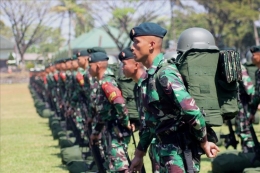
[86,122,106,173]
[220,119,239,149]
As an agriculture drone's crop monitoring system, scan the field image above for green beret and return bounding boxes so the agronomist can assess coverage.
[87,47,106,54]
[129,22,167,41]
[77,50,89,57]
[54,58,62,64]
[89,52,108,63]
[118,47,134,61]
[72,54,78,60]
[250,46,260,53]
[45,64,51,68]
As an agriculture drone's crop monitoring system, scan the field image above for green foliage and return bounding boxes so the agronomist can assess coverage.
[8,53,14,60]
[194,0,259,50]
[0,20,13,39]
[25,61,35,70]
[112,7,135,19]
[26,27,65,55]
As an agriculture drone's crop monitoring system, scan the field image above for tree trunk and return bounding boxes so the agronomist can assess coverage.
[68,11,72,58]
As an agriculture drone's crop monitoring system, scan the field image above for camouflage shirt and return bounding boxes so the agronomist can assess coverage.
[93,67,129,134]
[136,53,207,152]
[239,64,255,96]
[250,69,260,116]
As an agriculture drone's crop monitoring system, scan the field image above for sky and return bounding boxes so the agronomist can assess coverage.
[0,0,205,42]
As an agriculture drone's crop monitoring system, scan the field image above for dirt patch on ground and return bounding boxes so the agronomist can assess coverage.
[0,71,29,84]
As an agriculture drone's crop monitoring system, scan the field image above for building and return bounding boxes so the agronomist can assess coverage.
[0,35,15,68]
[54,26,130,59]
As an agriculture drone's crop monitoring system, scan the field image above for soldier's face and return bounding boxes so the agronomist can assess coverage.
[60,63,66,70]
[72,60,78,69]
[66,61,72,69]
[89,63,97,77]
[252,52,260,66]
[78,56,88,67]
[122,59,136,78]
[131,36,150,63]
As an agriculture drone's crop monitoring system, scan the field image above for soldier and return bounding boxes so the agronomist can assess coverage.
[118,47,163,173]
[88,51,131,173]
[249,46,260,121]
[128,22,219,173]
[236,59,255,153]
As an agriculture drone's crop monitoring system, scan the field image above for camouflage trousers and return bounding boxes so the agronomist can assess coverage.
[148,138,166,173]
[155,142,200,173]
[72,107,86,140]
[101,127,131,172]
[235,102,254,151]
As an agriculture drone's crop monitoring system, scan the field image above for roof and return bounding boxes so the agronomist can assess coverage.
[0,35,14,50]
[23,53,52,61]
[60,26,130,51]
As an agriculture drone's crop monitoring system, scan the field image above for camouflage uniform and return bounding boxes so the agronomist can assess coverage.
[236,64,255,152]
[94,67,130,172]
[135,71,164,173]
[250,69,260,118]
[136,53,207,172]
[71,67,88,141]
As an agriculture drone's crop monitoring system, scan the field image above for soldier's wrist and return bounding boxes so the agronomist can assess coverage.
[134,149,146,158]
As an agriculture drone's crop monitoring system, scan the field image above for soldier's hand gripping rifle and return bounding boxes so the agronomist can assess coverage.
[85,119,106,173]
[220,119,239,149]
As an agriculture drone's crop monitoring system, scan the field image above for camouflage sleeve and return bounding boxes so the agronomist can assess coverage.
[158,66,207,143]
[70,85,80,107]
[250,95,260,116]
[101,81,129,126]
[241,65,255,95]
[137,126,154,152]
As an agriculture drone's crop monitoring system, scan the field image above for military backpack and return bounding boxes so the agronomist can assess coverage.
[157,49,242,127]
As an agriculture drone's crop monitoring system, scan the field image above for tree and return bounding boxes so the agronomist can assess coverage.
[195,0,259,50]
[0,0,57,66]
[91,0,167,51]
[26,27,65,63]
[50,0,87,57]
[0,20,13,39]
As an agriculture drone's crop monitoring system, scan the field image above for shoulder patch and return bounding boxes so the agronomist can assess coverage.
[101,82,122,103]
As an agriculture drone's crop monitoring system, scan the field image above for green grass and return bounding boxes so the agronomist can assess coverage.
[1,83,260,173]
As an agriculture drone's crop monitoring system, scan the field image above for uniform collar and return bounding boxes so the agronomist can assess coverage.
[99,67,114,84]
[137,71,148,87]
[147,53,164,75]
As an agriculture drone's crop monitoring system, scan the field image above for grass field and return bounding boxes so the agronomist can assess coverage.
[1,83,260,173]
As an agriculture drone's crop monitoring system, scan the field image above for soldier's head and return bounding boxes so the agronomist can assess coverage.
[177,27,219,56]
[118,47,144,79]
[59,59,66,71]
[77,50,89,68]
[49,63,55,72]
[251,46,260,67]
[55,59,61,70]
[87,47,106,54]
[71,55,79,70]
[65,58,72,70]
[88,52,109,78]
[130,22,167,65]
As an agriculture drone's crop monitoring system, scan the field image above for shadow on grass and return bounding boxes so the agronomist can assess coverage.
[47,144,60,149]
[53,164,68,171]
[51,152,61,158]
[201,157,212,162]
[38,121,49,124]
